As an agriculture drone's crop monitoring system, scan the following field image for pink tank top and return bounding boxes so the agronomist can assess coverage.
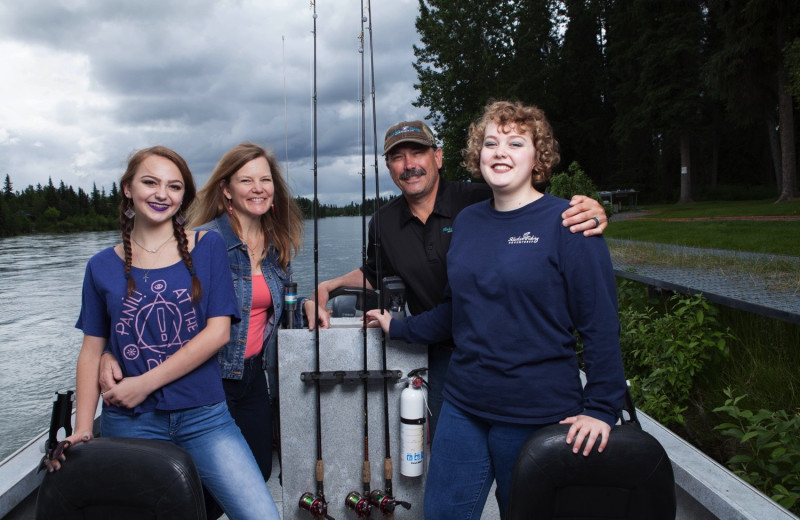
[244,274,273,359]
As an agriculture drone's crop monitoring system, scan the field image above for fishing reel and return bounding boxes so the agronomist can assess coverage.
[299,491,335,519]
[369,489,411,514]
[381,276,407,320]
[344,491,372,517]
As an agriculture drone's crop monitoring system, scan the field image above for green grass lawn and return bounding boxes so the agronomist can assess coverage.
[627,198,800,218]
[606,199,800,256]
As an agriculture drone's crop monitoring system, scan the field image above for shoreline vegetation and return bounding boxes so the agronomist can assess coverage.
[0,174,393,238]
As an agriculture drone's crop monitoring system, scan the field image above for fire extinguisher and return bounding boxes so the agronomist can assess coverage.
[400,368,427,477]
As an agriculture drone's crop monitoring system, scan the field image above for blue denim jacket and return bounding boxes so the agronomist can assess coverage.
[196,215,305,384]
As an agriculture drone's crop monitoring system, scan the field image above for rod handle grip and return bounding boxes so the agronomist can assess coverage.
[384,457,392,480]
[362,460,371,484]
[316,460,324,482]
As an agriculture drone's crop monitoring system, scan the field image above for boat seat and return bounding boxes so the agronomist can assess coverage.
[35,437,206,520]
[507,423,676,520]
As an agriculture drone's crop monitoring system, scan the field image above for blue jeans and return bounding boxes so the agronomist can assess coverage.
[102,401,280,520]
[223,354,273,481]
[423,401,545,519]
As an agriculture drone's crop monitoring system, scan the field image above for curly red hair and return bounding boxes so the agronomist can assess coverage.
[461,100,560,186]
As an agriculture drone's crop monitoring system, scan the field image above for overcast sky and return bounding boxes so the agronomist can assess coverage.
[0,0,429,205]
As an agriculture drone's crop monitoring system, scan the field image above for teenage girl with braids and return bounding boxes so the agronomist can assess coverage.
[99,143,324,489]
[45,146,281,520]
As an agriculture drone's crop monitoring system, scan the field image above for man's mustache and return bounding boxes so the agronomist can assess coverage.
[399,168,427,181]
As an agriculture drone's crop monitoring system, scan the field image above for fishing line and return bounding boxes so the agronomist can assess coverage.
[365,2,409,515]
[344,3,373,517]
[282,34,298,329]
[298,3,333,519]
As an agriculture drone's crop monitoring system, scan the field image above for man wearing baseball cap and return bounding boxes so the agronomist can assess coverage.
[310,119,607,439]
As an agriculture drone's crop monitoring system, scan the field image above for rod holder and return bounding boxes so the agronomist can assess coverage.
[300,369,402,386]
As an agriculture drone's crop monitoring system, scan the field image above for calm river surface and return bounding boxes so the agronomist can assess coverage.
[0,216,364,461]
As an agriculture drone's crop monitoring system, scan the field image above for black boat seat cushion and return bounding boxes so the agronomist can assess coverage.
[507,423,676,520]
[36,437,206,520]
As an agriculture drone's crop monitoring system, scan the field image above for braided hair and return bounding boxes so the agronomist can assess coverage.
[118,146,201,303]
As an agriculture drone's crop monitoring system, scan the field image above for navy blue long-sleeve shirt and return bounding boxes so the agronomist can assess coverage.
[389,194,626,427]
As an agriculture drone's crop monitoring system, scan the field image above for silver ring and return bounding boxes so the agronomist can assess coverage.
[591,216,600,228]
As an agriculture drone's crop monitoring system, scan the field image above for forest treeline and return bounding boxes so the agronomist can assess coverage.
[412,0,800,203]
[0,174,390,238]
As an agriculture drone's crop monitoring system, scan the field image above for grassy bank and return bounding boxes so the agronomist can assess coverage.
[605,199,800,256]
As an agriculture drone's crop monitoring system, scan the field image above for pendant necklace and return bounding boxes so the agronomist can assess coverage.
[132,234,174,254]
[240,236,265,264]
[134,240,169,283]
[139,252,158,283]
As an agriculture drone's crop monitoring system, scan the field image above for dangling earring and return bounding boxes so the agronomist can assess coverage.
[271,203,275,213]
[227,198,233,215]
[124,199,135,219]
[175,213,186,226]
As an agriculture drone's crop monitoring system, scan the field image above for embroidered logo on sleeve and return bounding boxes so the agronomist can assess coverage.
[508,232,539,245]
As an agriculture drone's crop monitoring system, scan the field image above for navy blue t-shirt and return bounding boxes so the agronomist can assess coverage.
[76,231,240,415]
[390,194,625,426]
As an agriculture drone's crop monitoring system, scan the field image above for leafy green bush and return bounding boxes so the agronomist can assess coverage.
[547,161,613,217]
[714,389,800,513]
[617,281,732,427]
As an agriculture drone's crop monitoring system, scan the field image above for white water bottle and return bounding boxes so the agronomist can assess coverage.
[400,376,425,477]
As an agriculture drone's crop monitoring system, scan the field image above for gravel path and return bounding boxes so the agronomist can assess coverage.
[607,212,800,323]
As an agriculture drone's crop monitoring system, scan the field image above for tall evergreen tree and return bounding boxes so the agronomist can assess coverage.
[413,0,558,179]
[607,0,705,203]
[44,177,58,209]
[3,174,12,199]
[78,187,90,215]
[91,183,102,214]
[511,0,561,112]
[707,0,799,202]
[551,0,613,184]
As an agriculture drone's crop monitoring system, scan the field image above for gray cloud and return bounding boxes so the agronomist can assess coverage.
[0,0,428,205]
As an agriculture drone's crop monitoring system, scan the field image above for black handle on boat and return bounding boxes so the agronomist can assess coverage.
[328,286,379,312]
[46,390,74,453]
[622,387,641,428]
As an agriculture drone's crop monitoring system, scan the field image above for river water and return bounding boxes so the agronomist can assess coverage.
[0,216,364,461]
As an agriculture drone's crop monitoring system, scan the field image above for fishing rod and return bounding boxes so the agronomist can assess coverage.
[298,3,333,519]
[282,34,298,330]
[365,2,410,516]
[344,4,373,517]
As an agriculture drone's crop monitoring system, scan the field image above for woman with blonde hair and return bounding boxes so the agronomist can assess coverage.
[188,142,314,481]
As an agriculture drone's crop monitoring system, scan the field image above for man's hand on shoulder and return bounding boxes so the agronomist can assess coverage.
[562,195,608,237]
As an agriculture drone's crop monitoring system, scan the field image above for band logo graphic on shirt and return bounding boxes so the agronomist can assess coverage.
[115,279,197,370]
[508,231,539,245]
[442,226,453,233]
